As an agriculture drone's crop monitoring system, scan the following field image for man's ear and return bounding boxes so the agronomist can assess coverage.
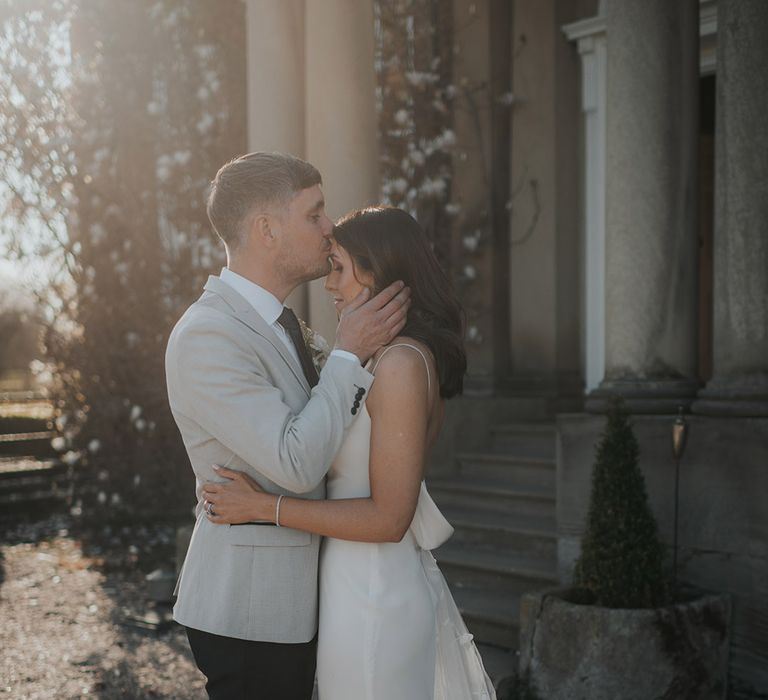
[252,213,278,248]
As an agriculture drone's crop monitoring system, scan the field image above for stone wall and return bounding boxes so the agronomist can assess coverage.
[556,413,768,695]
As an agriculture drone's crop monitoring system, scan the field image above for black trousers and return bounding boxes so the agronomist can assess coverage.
[186,626,317,700]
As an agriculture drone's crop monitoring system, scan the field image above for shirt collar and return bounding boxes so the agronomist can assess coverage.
[219,268,284,326]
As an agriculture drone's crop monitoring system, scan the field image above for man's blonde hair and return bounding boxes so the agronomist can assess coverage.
[206,152,321,251]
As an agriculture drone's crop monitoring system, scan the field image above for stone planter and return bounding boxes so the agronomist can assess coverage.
[519,588,731,700]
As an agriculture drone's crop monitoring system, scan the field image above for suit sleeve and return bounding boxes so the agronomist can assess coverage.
[166,313,373,493]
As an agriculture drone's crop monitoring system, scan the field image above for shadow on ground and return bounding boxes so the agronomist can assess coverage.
[0,511,204,698]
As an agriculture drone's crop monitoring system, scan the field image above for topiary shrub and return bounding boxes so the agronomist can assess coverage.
[573,400,669,608]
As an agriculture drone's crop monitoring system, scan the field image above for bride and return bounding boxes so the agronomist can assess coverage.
[202,206,496,700]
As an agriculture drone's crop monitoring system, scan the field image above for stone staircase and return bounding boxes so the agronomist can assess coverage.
[428,419,559,653]
[0,393,69,523]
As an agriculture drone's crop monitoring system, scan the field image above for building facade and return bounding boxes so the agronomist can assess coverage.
[243,0,767,693]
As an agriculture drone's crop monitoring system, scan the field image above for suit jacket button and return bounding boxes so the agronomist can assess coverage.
[353,400,360,408]
[351,407,358,415]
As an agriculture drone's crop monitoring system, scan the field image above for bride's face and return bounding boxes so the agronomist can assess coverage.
[325,241,374,316]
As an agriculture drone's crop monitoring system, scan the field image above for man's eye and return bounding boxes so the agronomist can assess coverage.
[311,215,321,222]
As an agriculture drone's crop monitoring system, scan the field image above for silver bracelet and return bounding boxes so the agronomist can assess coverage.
[275,494,284,527]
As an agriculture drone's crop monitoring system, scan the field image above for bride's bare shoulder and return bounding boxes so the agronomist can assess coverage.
[370,336,434,380]
[367,338,436,420]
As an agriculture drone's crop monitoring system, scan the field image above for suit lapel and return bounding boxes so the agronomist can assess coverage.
[202,276,311,397]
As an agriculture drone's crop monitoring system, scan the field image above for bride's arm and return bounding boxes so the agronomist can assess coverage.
[203,347,429,543]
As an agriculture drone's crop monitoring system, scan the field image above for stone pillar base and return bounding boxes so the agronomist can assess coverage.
[586,378,701,414]
[465,371,585,406]
[693,373,768,417]
[498,371,584,399]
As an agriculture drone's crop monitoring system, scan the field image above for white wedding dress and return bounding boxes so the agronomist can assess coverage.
[316,344,496,700]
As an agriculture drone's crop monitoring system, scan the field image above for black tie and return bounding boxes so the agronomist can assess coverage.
[277,307,320,388]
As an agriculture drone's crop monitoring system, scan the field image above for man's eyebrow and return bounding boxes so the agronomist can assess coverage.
[308,198,325,213]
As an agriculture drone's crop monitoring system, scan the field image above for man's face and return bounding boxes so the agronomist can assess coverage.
[273,185,334,284]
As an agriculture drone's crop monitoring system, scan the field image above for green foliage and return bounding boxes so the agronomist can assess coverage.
[573,400,669,608]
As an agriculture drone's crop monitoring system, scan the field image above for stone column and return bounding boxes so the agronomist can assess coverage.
[245,0,307,317]
[507,0,557,393]
[562,12,607,394]
[245,0,305,155]
[452,0,512,396]
[305,0,379,342]
[694,0,768,417]
[588,0,700,413]
[505,0,583,400]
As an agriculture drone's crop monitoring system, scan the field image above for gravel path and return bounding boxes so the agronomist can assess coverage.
[0,516,205,699]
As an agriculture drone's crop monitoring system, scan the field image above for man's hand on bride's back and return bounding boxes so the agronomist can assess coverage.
[334,281,411,363]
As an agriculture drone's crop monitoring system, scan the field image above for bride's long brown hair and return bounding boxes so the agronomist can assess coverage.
[333,206,466,398]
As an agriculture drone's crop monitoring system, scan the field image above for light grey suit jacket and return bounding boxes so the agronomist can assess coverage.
[166,275,373,642]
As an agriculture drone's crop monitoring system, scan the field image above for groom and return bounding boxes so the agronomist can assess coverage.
[165,152,409,699]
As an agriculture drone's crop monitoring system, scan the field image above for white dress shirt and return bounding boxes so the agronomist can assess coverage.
[219,268,358,369]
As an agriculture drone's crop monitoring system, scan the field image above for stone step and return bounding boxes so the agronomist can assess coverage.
[435,541,558,594]
[492,422,556,435]
[450,584,521,649]
[0,494,67,521]
[0,394,54,420]
[457,452,555,490]
[476,644,519,691]
[0,457,67,485]
[428,477,556,519]
[0,431,57,457]
[441,505,557,559]
[489,422,556,458]
[0,457,71,520]
[0,390,46,403]
[0,415,51,434]
[474,397,553,422]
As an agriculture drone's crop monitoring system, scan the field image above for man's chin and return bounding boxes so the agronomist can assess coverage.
[300,259,333,284]
[289,271,323,288]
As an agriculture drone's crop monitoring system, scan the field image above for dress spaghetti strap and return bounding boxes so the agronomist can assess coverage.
[371,343,432,394]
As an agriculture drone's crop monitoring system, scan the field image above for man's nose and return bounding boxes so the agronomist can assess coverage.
[322,215,333,237]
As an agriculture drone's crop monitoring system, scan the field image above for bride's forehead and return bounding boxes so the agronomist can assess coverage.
[330,240,352,261]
